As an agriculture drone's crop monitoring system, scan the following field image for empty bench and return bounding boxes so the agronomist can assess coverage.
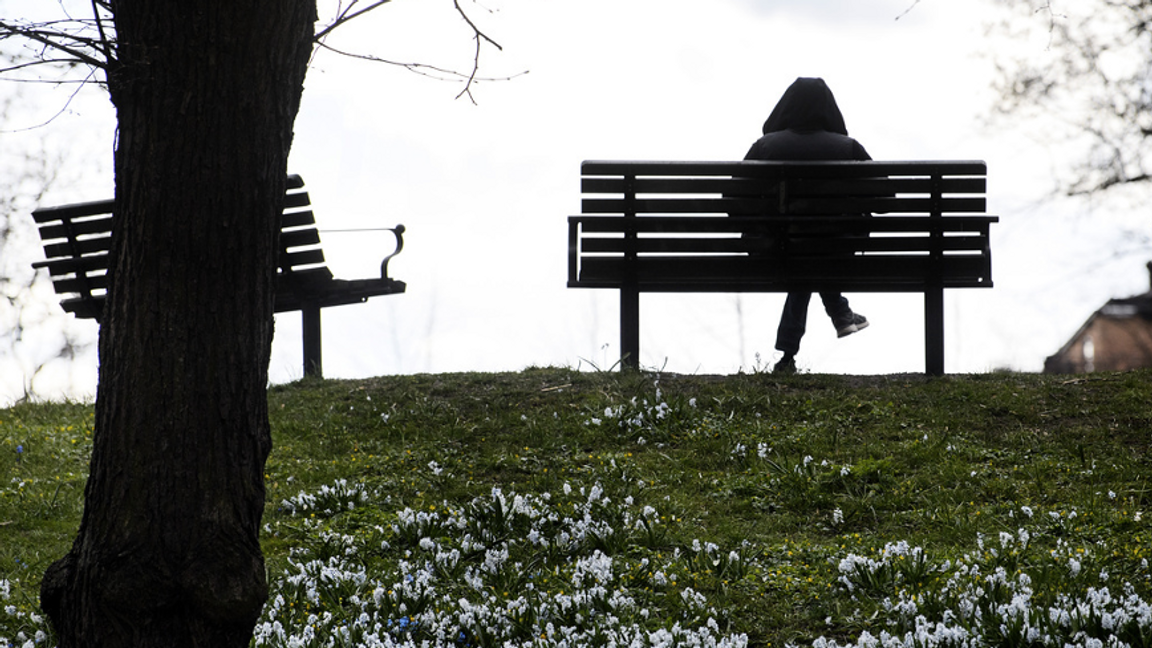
[567,160,998,375]
[31,174,406,378]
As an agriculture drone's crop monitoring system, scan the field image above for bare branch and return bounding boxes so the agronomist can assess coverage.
[315,40,526,86]
[895,0,923,21]
[315,41,478,82]
[0,66,102,133]
[0,19,110,71]
[453,0,504,104]
[314,0,395,42]
[90,0,115,64]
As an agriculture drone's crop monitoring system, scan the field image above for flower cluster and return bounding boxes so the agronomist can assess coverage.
[0,578,49,648]
[809,507,1152,648]
[585,379,696,435]
[256,480,749,648]
[280,478,372,517]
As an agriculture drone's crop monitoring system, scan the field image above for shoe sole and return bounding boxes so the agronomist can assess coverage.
[837,320,870,338]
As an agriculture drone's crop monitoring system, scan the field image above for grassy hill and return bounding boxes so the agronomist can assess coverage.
[2,368,1151,647]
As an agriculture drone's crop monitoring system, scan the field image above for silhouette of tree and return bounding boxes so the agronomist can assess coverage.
[988,0,1152,198]
[0,2,508,646]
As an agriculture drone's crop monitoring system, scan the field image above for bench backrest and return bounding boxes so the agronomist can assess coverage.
[32,174,332,319]
[569,160,997,293]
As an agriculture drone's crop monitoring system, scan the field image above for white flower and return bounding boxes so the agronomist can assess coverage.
[832,508,844,525]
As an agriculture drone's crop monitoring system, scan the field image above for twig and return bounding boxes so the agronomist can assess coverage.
[314,0,395,43]
[0,19,109,70]
[895,0,922,21]
[453,0,503,104]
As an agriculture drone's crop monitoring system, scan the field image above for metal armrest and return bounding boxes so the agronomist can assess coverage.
[381,224,405,278]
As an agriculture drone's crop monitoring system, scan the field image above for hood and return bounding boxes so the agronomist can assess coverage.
[762,77,849,136]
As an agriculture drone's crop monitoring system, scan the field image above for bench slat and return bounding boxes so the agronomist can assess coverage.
[581,159,988,177]
[31,199,115,223]
[579,235,991,255]
[581,196,986,215]
[582,176,985,196]
[576,255,992,290]
[37,215,115,242]
[572,215,997,234]
[280,249,327,269]
[283,193,311,210]
[41,236,112,259]
[51,273,110,295]
[280,228,322,250]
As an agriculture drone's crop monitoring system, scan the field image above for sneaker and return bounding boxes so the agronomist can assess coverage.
[835,313,869,338]
[774,355,797,374]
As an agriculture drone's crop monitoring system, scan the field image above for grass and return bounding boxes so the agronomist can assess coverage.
[2,367,1151,647]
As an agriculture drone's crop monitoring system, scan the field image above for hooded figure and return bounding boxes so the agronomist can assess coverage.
[746,77,871,161]
[744,77,870,374]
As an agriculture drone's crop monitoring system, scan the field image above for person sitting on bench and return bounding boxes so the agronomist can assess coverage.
[744,77,871,374]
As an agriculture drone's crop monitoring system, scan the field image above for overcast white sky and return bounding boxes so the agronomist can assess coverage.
[2,0,1149,402]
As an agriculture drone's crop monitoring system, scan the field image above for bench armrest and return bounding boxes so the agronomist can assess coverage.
[381,224,406,279]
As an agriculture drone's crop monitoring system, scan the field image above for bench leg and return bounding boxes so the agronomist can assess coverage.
[620,285,640,370]
[924,287,945,376]
[302,305,323,379]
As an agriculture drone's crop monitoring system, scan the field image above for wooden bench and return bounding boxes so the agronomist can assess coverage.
[567,160,998,375]
[31,174,406,378]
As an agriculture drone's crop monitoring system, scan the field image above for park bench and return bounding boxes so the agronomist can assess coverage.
[567,160,997,375]
[31,174,406,378]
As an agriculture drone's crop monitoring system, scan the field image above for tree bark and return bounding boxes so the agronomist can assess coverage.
[41,1,316,646]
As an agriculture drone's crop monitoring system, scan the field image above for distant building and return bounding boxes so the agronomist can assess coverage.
[1044,262,1152,374]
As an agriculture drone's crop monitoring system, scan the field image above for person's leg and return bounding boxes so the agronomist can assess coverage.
[820,292,868,337]
[775,292,812,356]
[819,292,851,321]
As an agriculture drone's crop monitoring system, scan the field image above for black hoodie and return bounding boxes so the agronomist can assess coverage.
[744,77,871,162]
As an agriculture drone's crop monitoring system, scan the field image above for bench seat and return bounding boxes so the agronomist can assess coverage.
[567,160,998,375]
[32,174,405,377]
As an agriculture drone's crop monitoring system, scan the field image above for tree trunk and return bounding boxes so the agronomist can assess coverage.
[41,1,316,646]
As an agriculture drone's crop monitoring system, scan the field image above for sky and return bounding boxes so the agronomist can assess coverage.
[2,0,1149,402]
